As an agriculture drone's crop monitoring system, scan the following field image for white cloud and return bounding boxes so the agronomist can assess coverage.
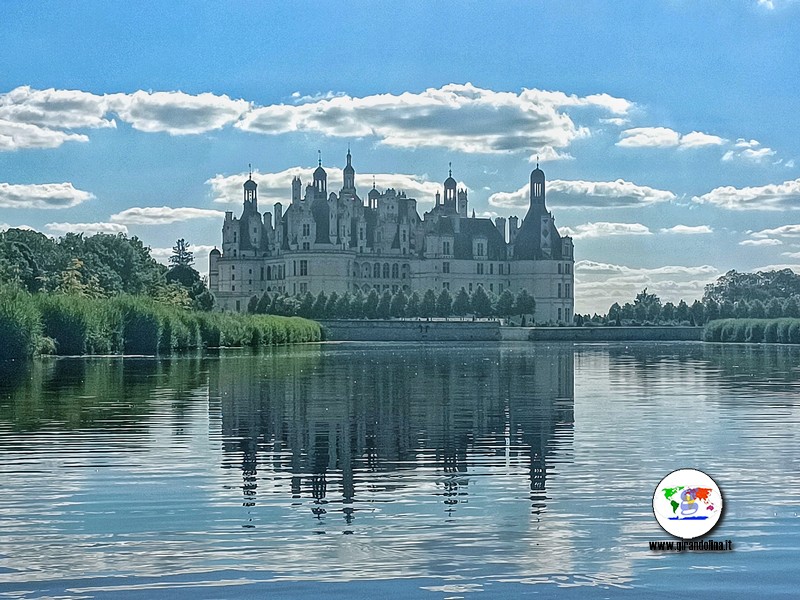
[751,224,800,238]
[739,238,783,246]
[489,179,675,209]
[0,182,94,209]
[110,206,225,225]
[616,127,725,149]
[692,178,800,210]
[659,225,713,235]
[560,222,652,239]
[107,91,251,135]
[238,83,631,159]
[0,86,115,130]
[781,251,800,259]
[722,138,776,163]
[574,260,720,314]
[206,167,464,210]
[0,119,89,150]
[45,222,129,236]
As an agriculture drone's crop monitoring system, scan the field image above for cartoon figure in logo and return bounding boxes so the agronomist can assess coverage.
[680,488,699,516]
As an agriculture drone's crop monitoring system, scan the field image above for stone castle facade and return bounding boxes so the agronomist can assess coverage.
[209,152,575,323]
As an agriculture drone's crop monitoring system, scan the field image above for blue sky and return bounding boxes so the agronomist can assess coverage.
[1,0,799,313]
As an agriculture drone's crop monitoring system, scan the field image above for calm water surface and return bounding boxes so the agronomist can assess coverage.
[0,342,799,598]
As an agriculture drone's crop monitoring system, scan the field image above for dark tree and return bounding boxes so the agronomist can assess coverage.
[363,289,379,319]
[514,289,536,322]
[311,290,327,319]
[420,289,437,318]
[496,290,515,320]
[471,285,492,318]
[256,292,271,314]
[169,238,194,267]
[452,287,470,317]
[376,290,392,319]
[436,288,452,318]
[390,290,408,317]
[405,291,420,318]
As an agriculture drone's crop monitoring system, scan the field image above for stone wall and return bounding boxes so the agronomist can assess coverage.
[504,326,703,342]
[320,320,502,341]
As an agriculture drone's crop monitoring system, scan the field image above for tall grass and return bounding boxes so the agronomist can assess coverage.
[0,286,321,358]
[703,318,800,344]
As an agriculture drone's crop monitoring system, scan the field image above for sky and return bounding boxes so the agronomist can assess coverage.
[1,0,799,314]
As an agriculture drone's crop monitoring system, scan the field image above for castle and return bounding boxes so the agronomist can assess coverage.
[209,151,575,323]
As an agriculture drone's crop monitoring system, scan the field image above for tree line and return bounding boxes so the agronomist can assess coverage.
[246,286,538,322]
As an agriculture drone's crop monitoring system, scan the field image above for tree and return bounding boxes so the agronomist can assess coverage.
[420,289,437,318]
[336,292,353,318]
[690,300,705,325]
[497,290,515,321]
[766,297,783,319]
[56,258,103,298]
[390,290,408,317]
[325,291,340,318]
[719,300,734,319]
[675,299,690,322]
[256,292,271,314]
[748,299,766,319]
[783,296,800,318]
[704,297,720,322]
[270,293,285,316]
[734,300,748,319]
[471,285,492,318]
[169,238,194,267]
[436,288,452,318]
[376,290,392,319]
[514,289,536,322]
[363,289,379,319]
[247,295,259,314]
[452,287,470,317]
[298,291,315,318]
[350,290,365,319]
[312,290,327,319]
[660,302,675,323]
[405,291,420,318]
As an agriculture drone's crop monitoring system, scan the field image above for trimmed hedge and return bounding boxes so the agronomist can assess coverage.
[0,287,321,360]
[703,318,800,344]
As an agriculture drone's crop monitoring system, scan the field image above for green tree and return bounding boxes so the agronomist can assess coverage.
[390,290,408,317]
[363,289,379,319]
[420,289,437,318]
[471,285,492,318]
[766,297,783,319]
[783,296,800,318]
[376,290,392,319]
[660,302,675,322]
[690,300,705,325]
[607,302,622,324]
[298,291,315,318]
[719,300,734,319]
[405,291,420,318]
[325,291,340,318]
[497,290,515,320]
[733,300,749,319]
[169,238,194,267]
[514,289,536,322]
[748,299,766,319]
[704,298,720,322]
[436,288,452,318]
[247,295,259,314]
[336,292,353,318]
[311,290,327,319]
[452,287,470,317]
[675,299,690,322]
[256,292,271,314]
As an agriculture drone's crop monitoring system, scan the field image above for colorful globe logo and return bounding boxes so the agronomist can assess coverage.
[652,469,723,539]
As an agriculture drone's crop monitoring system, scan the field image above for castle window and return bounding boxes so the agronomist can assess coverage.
[260,267,264,280]
[374,263,380,278]
[360,228,364,240]
[302,223,310,237]
[442,240,451,255]
[476,242,485,257]
[293,261,297,276]
[233,232,237,243]
[300,283,308,294]
[490,283,493,293]
[566,263,571,274]
[477,263,484,275]
[558,283,562,298]
[231,274,235,281]
[566,283,571,297]
[443,282,449,290]
[383,263,390,278]
[499,264,504,275]
[558,307,562,321]
[442,262,450,274]
[300,260,308,276]
[236,300,240,311]
[392,263,399,279]
[232,285,236,292]
[499,283,503,294]
[558,263,563,274]
[302,242,310,250]
[490,263,494,275]
[402,230,407,242]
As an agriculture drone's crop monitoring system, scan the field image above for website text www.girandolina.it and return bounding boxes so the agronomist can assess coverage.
[649,539,733,552]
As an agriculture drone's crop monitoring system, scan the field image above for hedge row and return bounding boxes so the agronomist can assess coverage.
[703,318,800,344]
[0,286,321,361]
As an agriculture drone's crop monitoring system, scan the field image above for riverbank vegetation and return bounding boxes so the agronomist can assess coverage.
[703,319,800,344]
[0,286,321,361]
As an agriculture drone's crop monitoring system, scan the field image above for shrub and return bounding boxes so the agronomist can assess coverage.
[0,285,41,360]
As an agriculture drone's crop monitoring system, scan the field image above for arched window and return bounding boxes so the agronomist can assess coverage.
[383,263,390,279]
[374,263,381,279]
[392,263,399,279]
[267,266,272,280]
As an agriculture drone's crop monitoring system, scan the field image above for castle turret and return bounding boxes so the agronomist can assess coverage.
[292,176,302,203]
[342,147,356,192]
[458,188,468,217]
[313,152,327,197]
[443,164,457,213]
[243,166,258,213]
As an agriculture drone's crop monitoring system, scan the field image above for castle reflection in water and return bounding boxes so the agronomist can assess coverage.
[209,343,574,520]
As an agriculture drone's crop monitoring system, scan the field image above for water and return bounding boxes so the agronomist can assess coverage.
[1,342,799,598]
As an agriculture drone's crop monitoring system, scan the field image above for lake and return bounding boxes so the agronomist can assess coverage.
[1,342,799,598]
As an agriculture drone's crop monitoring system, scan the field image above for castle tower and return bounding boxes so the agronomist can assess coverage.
[313,152,327,197]
[443,163,457,212]
[530,163,545,210]
[342,147,356,192]
[457,188,468,217]
[243,165,258,213]
[292,176,302,203]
